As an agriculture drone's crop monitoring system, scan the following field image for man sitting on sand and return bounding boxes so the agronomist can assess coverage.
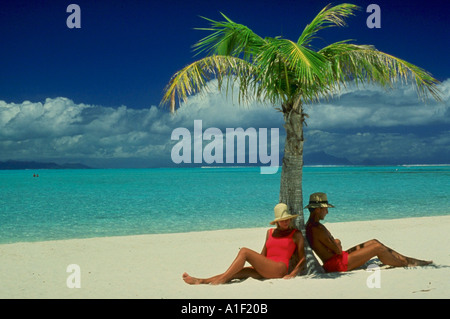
[305,192,432,273]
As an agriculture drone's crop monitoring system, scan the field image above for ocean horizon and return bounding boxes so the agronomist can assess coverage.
[1,165,449,244]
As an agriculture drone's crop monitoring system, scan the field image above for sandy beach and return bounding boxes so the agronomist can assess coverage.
[1,215,449,299]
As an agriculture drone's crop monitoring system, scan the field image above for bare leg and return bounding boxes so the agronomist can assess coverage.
[182,270,261,285]
[182,247,286,285]
[229,267,264,281]
[347,239,432,271]
[182,272,218,285]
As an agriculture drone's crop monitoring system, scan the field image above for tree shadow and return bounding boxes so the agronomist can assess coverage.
[300,257,449,280]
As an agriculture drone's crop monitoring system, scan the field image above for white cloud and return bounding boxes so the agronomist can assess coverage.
[0,91,283,167]
[304,129,450,164]
[173,80,283,130]
[0,98,174,167]
[0,98,87,140]
[1,78,449,167]
[304,79,450,129]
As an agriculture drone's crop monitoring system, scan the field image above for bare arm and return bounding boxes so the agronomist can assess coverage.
[316,224,342,255]
[307,224,344,263]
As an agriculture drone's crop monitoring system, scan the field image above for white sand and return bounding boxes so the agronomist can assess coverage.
[1,215,449,299]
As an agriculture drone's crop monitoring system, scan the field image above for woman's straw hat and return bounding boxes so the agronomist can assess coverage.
[270,203,299,225]
[304,192,335,209]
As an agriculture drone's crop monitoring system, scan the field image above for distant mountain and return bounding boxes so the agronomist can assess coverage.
[0,160,91,170]
[303,151,353,166]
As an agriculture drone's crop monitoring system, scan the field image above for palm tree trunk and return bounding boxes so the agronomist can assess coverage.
[280,106,324,275]
[279,108,303,221]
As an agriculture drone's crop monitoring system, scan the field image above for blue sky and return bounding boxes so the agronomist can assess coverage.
[0,0,449,167]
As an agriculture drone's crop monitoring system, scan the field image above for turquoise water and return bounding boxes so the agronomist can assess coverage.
[0,166,449,244]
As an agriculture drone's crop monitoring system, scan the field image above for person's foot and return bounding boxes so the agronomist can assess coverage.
[182,272,202,285]
[406,257,433,267]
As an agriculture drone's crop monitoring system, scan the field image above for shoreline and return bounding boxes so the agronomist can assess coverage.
[1,215,449,299]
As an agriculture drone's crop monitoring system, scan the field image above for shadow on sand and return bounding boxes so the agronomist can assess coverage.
[231,258,447,284]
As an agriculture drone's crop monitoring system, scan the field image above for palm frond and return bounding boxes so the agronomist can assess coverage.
[297,3,360,47]
[319,43,442,101]
[255,37,331,105]
[193,12,265,60]
[266,38,328,82]
[161,55,259,112]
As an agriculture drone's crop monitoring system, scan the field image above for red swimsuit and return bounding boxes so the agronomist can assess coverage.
[323,251,349,272]
[265,229,297,270]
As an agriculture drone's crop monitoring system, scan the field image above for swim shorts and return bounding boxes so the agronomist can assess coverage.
[323,251,349,272]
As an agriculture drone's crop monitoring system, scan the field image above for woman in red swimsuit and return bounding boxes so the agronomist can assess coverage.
[182,203,306,285]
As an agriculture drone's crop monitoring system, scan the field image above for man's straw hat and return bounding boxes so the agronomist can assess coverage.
[270,203,299,225]
[304,192,335,209]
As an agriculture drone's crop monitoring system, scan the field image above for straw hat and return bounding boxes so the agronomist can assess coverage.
[304,192,335,209]
[270,203,299,225]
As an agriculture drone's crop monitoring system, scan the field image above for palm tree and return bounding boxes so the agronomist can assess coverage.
[161,3,441,274]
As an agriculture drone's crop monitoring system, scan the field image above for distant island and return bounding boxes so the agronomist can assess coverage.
[303,151,353,166]
[1,155,445,170]
[0,160,91,170]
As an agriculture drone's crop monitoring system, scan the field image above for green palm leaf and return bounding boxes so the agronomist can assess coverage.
[161,55,258,112]
[193,12,265,60]
[297,3,360,47]
[319,42,441,101]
